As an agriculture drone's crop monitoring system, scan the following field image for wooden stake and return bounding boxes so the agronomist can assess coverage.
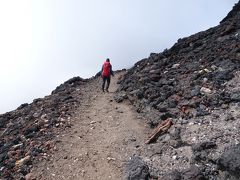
[145,119,173,144]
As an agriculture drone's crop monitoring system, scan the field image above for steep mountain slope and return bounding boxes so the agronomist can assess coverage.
[0,73,151,180]
[117,1,240,179]
[0,77,86,179]
[119,2,240,125]
[1,2,240,180]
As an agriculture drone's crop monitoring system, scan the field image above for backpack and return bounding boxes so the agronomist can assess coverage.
[102,61,111,77]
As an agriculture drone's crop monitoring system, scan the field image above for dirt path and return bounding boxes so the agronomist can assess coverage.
[33,73,149,180]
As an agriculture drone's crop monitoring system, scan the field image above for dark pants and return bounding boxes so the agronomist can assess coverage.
[102,76,110,91]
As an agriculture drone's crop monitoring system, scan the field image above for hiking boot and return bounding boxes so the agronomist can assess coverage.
[106,89,109,92]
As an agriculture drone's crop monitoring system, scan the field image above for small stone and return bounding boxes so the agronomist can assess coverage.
[211,65,217,70]
[12,143,23,150]
[203,68,211,73]
[25,173,36,180]
[81,170,86,176]
[172,155,177,160]
[192,137,197,142]
[60,118,66,122]
[0,167,4,171]
[200,87,212,95]
[41,114,47,119]
[15,155,31,167]
[130,137,137,142]
[33,112,40,118]
[172,64,180,68]
[107,157,116,162]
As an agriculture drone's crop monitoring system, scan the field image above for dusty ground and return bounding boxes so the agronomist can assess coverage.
[32,73,150,180]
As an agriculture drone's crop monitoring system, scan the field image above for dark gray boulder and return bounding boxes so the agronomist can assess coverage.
[218,144,240,178]
[124,156,150,180]
[181,166,206,180]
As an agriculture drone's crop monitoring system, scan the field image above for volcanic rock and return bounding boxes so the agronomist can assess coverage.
[0,76,86,179]
[218,144,240,178]
[117,1,240,179]
[124,156,150,180]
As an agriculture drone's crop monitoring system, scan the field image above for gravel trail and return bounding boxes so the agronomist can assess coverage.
[32,72,149,180]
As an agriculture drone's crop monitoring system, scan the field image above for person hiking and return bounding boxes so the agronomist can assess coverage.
[101,58,114,92]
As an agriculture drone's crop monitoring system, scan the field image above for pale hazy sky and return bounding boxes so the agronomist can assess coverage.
[0,0,238,114]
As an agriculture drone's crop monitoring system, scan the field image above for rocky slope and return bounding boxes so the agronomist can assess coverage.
[0,77,86,179]
[1,2,240,180]
[117,1,240,179]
